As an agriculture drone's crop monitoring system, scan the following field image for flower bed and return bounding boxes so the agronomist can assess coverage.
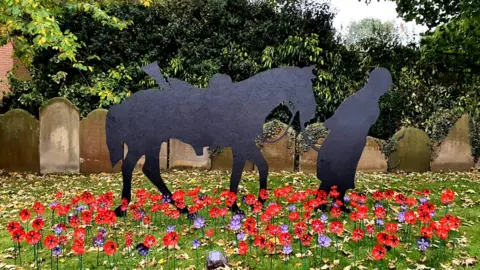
[5,182,464,269]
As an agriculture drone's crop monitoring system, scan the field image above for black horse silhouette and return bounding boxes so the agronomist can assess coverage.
[106,62,317,216]
[311,67,392,211]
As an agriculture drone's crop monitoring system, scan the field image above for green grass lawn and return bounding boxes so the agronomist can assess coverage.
[0,170,479,269]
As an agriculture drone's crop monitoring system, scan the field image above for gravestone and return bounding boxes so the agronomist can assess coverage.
[169,139,211,169]
[80,109,121,173]
[388,127,431,172]
[257,121,296,172]
[0,109,40,172]
[39,97,80,174]
[431,114,474,172]
[211,147,254,171]
[357,137,388,172]
[299,137,387,173]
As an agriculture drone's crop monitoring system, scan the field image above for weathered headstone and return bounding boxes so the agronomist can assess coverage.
[299,138,324,173]
[257,121,296,172]
[169,139,211,169]
[206,250,229,270]
[39,98,80,174]
[211,147,254,171]
[299,136,387,173]
[0,109,40,172]
[357,137,388,172]
[388,127,431,172]
[431,114,474,172]
[80,109,121,173]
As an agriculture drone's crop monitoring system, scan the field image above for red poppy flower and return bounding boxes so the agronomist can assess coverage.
[144,235,156,248]
[421,226,433,238]
[244,194,257,205]
[288,212,299,222]
[418,210,432,223]
[374,207,386,219]
[356,205,369,220]
[55,192,63,199]
[26,230,41,245]
[143,215,151,225]
[259,189,269,201]
[372,191,385,201]
[372,245,386,260]
[163,232,179,247]
[436,226,449,239]
[254,235,266,249]
[104,240,118,256]
[59,235,68,245]
[44,235,58,250]
[294,222,307,237]
[376,232,389,245]
[7,222,21,233]
[187,187,201,197]
[300,233,312,246]
[205,229,214,237]
[279,233,292,246]
[73,228,86,241]
[81,210,92,224]
[366,224,375,235]
[32,217,45,231]
[329,186,339,199]
[311,219,325,234]
[239,241,248,256]
[441,189,455,205]
[33,202,45,215]
[404,211,417,225]
[69,216,80,228]
[406,197,417,207]
[19,209,31,221]
[352,228,364,242]
[330,207,342,218]
[385,223,398,233]
[120,198,129,211]
[265,224,280,236]
[72,239,85,255]
[11,229,26,243]
[388,234,400,248]
[266,241,275,253]
[329,221,343,235]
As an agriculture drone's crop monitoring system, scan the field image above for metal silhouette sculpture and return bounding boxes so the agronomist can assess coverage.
[106,62,317,216]
[311,67,393,210]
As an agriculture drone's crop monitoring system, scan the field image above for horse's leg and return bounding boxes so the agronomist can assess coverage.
[114,151,141,217]
[229,151,246,214]
[142,146,188,213]
[249,148,269,204]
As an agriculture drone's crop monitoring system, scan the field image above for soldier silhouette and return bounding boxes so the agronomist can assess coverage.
[312,67,393,212]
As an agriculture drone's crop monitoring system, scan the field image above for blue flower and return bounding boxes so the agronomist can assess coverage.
[343,195,350,203]
[417,237,430,252]
[194,217,205,229]
[317,235,331,248]
[167,225,176,232]
[229,219,241,231]
[54,225,63,235]
[192,239,201,249]
[376,219,384,227]
[288,205,296,212]
[237,232,245,241]
[136,243,150,256]
[93,235,104,247]
[320,214,328,223]
[283,245,292,255]
[280,224,289,233]
[397,212,405,223]
[52,246,62,256]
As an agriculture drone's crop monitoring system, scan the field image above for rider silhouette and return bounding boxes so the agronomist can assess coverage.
[315,67,392,212]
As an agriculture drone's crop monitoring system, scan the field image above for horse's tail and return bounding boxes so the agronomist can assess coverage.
[142,61,172,91]
[105,106,124,167]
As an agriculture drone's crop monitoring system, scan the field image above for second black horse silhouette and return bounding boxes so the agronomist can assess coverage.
[106,63,317,216]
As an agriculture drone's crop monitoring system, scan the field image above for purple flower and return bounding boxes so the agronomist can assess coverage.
[374,202,384,209]
[194,217,205,229]
[188,213,197,220]
[283,245,292,255]
[332,201,339,208]
[400,205,407,211]
[229,219,241,231]
[430,211,435,217]
[417,237,430,252]
[237,232,245,241]
[280,224,289,233]
[162,195,172,203]
[136,243,150,256]
[288,205,296,212]
[320,214,328,223]
[193,239,201,249]
[52,246,62,256]
[76,205,86,212]
[167,225,176,232]
[93,235,104,247]
[317,235,331,248]
[376,219,384,227]
[49,202,58,208]
[343,195,350,203]
[98,227,107,234]
[54,224,63,235]
[232,214,243,223]
[419,197,428,204]
[397,212,405,223]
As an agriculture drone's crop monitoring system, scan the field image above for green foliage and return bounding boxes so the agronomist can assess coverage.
[344,18,395,45]
[297,122,329,152]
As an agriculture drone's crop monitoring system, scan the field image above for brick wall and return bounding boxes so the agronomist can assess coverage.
[0,43,14,100]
